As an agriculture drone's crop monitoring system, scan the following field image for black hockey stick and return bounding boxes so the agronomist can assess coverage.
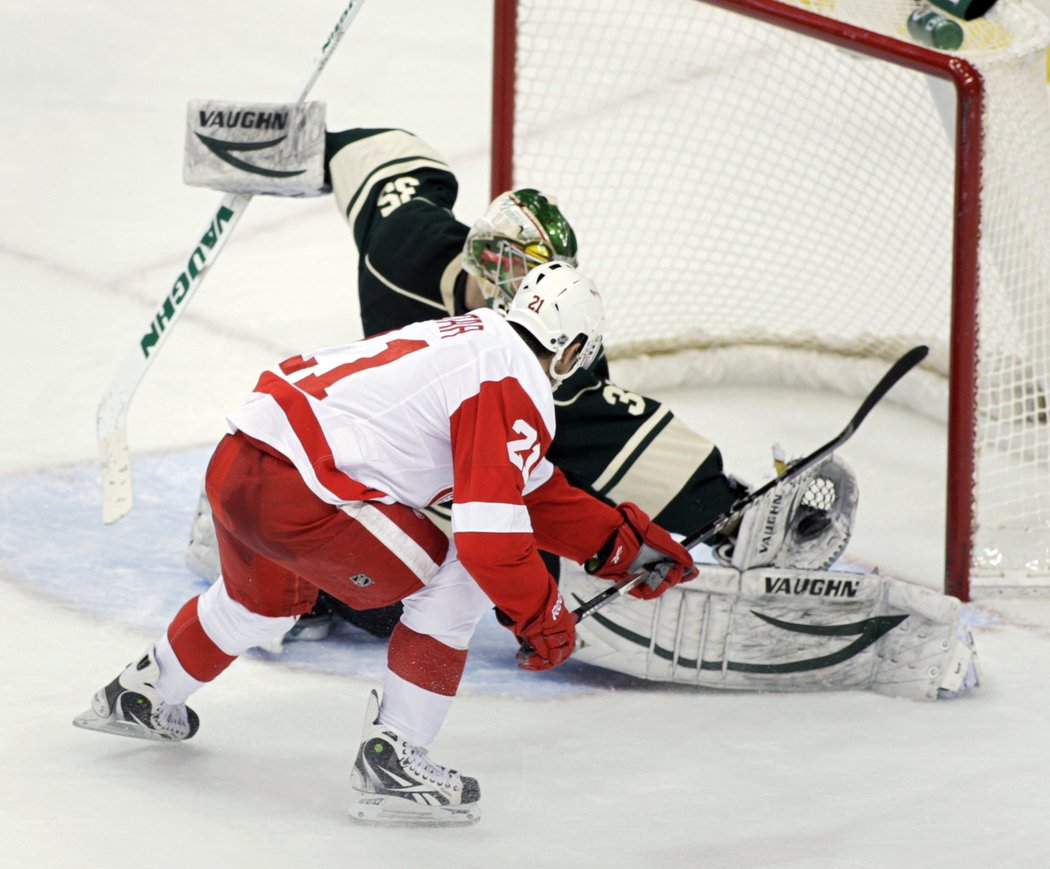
[570,571,650,621]
[568,344,930,624]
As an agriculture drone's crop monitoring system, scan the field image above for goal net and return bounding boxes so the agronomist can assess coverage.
[492,0,1050,600]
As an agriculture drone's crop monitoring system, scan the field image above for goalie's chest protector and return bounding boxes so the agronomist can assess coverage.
[226,309,556,510]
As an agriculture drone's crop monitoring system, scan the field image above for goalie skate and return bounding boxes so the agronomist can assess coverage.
[349,690,480,827]
[935,625,981,699]
[73,646,199,742]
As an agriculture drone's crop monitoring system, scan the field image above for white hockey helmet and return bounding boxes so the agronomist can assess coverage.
[505,261,605,387]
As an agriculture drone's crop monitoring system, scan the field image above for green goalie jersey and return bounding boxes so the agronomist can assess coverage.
[325,128,742,536]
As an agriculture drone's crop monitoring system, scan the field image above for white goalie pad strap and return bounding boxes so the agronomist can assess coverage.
[183,100,327,196]
[185,486,221,582]
[566,562,977,701]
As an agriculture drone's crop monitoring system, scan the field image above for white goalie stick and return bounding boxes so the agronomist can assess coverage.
[97,0,367,524]
[567,345,931,625]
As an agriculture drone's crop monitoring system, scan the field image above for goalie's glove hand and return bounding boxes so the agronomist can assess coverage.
[497,584,577,671]
[586,502,698,600]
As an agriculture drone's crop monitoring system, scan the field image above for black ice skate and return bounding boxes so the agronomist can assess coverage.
[349,690,480,827]
[73,646,199,742]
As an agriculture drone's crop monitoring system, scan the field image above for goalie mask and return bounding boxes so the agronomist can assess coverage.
[463,188,579,313]
[505,261,604,388]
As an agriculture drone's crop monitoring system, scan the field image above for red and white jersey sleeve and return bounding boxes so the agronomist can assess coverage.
[443,346,559,623]
[226,308,594,622]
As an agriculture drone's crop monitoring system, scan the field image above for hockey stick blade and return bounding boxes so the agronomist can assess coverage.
[98,194,250,523]
[97,0,367,524]
[566,344,929,622]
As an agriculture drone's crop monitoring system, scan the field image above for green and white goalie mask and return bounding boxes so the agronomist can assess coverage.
[463,188,579,312]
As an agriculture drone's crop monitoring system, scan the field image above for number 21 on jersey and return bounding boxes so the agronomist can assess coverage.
[278,339,427,400]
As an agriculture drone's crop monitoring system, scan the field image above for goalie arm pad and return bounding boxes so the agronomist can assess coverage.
[326,128,470,337]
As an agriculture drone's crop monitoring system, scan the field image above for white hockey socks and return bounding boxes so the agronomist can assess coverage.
[378,671,456,748]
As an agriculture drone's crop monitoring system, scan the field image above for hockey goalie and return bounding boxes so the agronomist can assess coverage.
[179,120,979,702]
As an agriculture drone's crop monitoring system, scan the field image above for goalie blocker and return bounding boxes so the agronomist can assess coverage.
[183,100,328,197]
[564,562,978,701]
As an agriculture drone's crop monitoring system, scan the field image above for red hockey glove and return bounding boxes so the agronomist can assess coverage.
[508,585,577,671]
[586,502,698,600]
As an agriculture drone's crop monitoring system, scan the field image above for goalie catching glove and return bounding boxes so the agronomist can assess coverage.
[586,502,698,600]
[722,453,859,571]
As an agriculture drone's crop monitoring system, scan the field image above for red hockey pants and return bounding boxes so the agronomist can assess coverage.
[204,432,449,618]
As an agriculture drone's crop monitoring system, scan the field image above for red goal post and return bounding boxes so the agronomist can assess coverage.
[490,0,1050,601]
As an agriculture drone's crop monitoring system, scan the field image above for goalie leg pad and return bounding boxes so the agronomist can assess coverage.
[729,454,859,571]
[186,486,221,582]
[565,562,978,700]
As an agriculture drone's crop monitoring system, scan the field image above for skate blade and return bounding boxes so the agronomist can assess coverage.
[285,619,334,642]
[72,709,175,742]
[348,792,481,827]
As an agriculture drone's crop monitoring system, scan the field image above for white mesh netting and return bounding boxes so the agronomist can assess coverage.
[506,0,1050,590]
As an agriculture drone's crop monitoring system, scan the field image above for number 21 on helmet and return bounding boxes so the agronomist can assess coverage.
[505,261,604,387]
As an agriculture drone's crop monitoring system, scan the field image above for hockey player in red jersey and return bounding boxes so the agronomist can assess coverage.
[75,262,697,826]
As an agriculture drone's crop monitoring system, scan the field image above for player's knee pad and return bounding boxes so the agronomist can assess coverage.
[399,549,491,649]
[197,578,298,655]
[729,454,858,571]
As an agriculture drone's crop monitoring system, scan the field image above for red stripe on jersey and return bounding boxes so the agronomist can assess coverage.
[447,377,556,621]
[293,339,428,400]
[387,623,468,696]
[429,485,454,506]
[279,354,316,375]
[253,371,391,503]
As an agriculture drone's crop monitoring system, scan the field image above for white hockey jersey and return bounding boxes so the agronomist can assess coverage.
[227,308,621,623]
